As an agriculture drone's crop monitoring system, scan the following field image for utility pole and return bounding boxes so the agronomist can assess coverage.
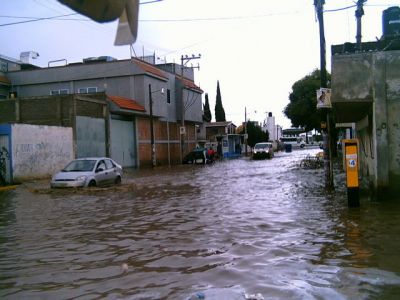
[355,0,367,50]
[180,54,201,163]
[314,0,334,189]
[149,84,156,167]
[148,85,165,167]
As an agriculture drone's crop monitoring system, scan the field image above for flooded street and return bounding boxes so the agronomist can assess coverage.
[1,148,400,299]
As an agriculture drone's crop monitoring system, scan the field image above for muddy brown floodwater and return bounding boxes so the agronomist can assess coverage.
[1,148,400,300]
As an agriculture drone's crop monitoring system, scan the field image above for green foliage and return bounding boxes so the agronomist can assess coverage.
[283,69,331,132]
[203,93,212,122]
[238,121,268,148]
[214,80,226,122]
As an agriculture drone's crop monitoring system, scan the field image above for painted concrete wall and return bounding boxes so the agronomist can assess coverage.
[183,89,203,123]
[332,50,400,191]
[6,60,136,87]
[385,52,400,185]
[5,59,201,124]
[11,124,73,181]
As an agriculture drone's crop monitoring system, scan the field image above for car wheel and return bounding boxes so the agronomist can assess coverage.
[300,144,305,148]
[88,180,96,187]
[115,176,121,185]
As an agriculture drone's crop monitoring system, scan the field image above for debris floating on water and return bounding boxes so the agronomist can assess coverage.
[121,263,129,272]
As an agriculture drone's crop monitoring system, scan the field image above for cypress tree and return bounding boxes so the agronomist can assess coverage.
[203,93,212,122]
[215,80,226,122]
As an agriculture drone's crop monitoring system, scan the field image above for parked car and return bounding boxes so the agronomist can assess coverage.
[50,157,123,188]
[253,142,274,159]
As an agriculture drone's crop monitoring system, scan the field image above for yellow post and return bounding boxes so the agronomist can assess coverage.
[343,139,360,207]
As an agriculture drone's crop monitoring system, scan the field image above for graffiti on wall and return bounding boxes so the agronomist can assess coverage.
[14,142,73,177]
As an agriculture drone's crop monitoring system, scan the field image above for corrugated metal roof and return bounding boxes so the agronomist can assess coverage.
[108,95,145,112]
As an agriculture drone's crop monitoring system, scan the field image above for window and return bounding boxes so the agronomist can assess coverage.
[167,89,171,103]
[50,89,69,95]
[105,159,115,170]
[96,160,106,172]
[87,87,97,93]
[78,87,98,94]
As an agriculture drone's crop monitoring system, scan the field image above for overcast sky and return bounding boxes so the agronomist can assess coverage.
[1,0,399,128]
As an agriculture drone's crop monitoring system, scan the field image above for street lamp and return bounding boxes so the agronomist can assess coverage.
[148,84,164,167]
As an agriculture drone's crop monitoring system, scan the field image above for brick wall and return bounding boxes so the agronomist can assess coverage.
[0,94,107,126]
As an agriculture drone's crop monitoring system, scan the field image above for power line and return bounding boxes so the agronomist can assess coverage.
[0,0,164,27]
[139,11,301,23]
[324,2,396,13]
[0,13,78,26]
[325,5,357,13]
[1,2,395,27]
[0,15,89,21]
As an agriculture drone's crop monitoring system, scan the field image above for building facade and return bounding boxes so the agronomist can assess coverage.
[331,41,400,195]
[0,54,204,168]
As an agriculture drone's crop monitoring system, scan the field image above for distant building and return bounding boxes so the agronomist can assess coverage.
[262,112,282,141]
[204,121,242,158]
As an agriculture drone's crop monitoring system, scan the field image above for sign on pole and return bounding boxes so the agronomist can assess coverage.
[316,88,332,109]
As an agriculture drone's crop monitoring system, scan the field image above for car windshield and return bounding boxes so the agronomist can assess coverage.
[255,143,270,149]
[63,160,96,172]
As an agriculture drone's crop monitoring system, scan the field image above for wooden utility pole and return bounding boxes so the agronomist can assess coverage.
[314,0,334,189]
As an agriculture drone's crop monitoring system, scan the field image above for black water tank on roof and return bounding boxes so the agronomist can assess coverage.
[383,6,400,37]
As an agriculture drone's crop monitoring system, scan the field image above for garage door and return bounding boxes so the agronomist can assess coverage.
[110,118,137,167]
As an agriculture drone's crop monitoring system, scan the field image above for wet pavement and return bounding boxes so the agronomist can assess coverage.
[1,148,400,299]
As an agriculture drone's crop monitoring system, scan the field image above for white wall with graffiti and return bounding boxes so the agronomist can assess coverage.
[10,124,73,182]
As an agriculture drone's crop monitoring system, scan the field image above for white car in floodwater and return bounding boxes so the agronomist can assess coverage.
[253,142,274,159]
[50,157,123,188]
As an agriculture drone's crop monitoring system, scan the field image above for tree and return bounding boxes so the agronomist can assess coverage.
[238,121,268,148]
[214,80,226,122]
[283,69,330,132]
[202,93,212,122]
